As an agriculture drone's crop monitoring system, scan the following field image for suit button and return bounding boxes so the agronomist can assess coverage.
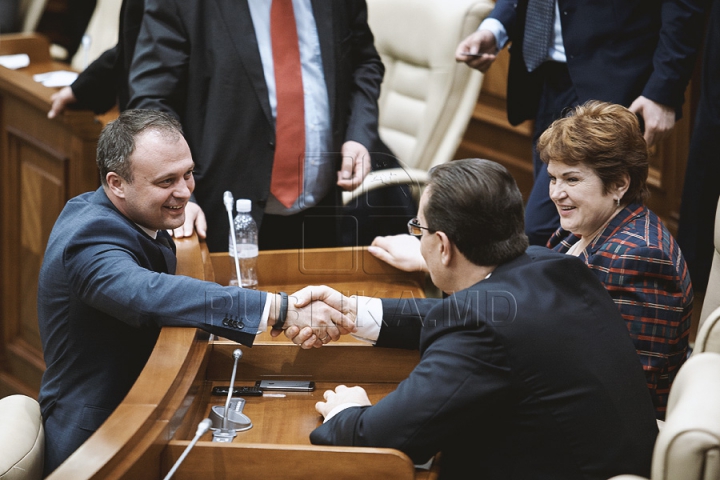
[222,318,230,326]
[237,321,244,330]
[269,141,275,148]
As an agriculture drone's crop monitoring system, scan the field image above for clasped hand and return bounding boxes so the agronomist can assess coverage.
[272,285,358,349]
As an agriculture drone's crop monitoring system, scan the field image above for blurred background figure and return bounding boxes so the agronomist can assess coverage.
[677,0,720,299]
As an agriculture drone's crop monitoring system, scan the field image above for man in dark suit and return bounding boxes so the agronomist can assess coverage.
[47,0,143,119]
[302,159,658,479]
[128,0,412,252]
[455,0,705,246]
[37,110,353,476]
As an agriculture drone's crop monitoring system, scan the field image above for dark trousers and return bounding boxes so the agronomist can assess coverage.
[259,191,340,250]
[524,61,580,246]
[677,0,720,293]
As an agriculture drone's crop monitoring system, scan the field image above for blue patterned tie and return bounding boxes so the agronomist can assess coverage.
[523,0,555,72]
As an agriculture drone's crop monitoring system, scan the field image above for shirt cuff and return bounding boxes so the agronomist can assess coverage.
[324,402,362,422]
[478,18,508,50]
[258,293,272,333]
[351,296,383,344]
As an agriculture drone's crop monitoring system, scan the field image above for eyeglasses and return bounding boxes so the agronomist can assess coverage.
[407,217,432,238]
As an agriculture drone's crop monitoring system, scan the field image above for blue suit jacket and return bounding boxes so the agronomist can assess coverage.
[489,0,706,125]
[37,188,266,474]
[311,247,658,479]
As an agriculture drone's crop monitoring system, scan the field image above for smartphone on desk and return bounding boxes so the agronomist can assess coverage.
[256,380,315,392]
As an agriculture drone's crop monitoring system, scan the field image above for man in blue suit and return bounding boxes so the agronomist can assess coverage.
[302,159,658,479]
[37,109,353,476]
[455,0,706,246]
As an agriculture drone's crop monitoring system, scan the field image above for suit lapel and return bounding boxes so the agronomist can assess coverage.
[311,0,336,124]
[214,0,274,127]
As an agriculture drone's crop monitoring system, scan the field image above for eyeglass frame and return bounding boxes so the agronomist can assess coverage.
[407,217,434,238]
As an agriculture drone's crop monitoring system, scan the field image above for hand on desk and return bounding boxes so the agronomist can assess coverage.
[47,86,77,119]
[368,234,427,273]
[316,385,371,419]
[272,286,357,349]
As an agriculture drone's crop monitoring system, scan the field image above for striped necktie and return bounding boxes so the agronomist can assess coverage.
[523,0,555,72]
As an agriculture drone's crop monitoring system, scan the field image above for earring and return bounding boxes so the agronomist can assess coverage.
[615,198,620,207]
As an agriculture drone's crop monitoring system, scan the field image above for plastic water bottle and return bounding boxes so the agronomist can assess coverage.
[228,199,258,288]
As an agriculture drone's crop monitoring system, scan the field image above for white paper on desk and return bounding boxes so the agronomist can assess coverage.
[33,70,78,87]
[0,53,30,70]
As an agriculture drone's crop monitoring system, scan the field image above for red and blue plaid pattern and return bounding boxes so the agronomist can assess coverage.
[548,204,693,419]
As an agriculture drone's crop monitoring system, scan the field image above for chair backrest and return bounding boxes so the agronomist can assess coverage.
[70,0,122,71]
[18,0,47,33]
[0,394,44,480]
[695,305,720,354]
[649,352,720,480]
[366,0,493,173]
[699,197,720,328]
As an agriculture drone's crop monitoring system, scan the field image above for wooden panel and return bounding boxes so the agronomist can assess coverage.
[0,33,105,398]
[163,443,417,480]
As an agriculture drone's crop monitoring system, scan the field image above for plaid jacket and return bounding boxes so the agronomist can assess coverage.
[548,204,693,419]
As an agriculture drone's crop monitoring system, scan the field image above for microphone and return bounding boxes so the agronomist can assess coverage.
[162,418,212,480]
[223,191,243,287]
[212,348,243,442]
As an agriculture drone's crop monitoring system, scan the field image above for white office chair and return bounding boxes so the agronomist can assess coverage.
[69,0,122,70]
[0,394,44,480]
[343,0,494,205]
[608,352,720,480]
[18,0,47,33]
[699,197,720,328]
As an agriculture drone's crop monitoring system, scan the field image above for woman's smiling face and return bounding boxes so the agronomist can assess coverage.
[547,160,622,238]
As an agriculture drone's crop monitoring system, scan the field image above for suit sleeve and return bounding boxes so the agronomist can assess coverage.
[127,0,188,119]
[70,46,121,114]
[342,0,387,149]
[487,0,519,39]
[640,0,707,111]
[310,301,512,464]
[63,223,265,346]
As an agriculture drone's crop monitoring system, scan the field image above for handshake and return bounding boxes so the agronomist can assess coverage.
[269,286,358,349]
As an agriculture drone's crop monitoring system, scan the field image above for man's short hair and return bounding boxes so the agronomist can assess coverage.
[424,159,529,266]
[97,109,184,186]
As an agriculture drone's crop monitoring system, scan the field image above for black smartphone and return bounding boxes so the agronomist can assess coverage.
[255,380,315,392]
[211,385,263,396]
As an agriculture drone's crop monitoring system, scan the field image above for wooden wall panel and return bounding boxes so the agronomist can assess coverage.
[0,34,102,398]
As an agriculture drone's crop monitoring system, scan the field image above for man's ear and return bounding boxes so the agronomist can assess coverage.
[106,172,126,199]
[437,231,453,266]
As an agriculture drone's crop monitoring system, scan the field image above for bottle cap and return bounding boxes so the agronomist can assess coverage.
[236,199,252,213]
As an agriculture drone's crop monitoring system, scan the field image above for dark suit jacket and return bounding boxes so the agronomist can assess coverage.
[489,0,706,125]
[70,0,143,113]
[311,247,658,479]
[128,0,387,251]
[37,188,266,475]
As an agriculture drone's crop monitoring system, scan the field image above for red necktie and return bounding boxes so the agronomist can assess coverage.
[270,0,305,208]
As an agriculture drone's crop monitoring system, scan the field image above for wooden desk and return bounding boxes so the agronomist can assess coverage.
[48,236,438,479]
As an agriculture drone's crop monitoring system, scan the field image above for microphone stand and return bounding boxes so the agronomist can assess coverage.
[212,348,242,442]
[163,418,212,480]
[223,191,243,287]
